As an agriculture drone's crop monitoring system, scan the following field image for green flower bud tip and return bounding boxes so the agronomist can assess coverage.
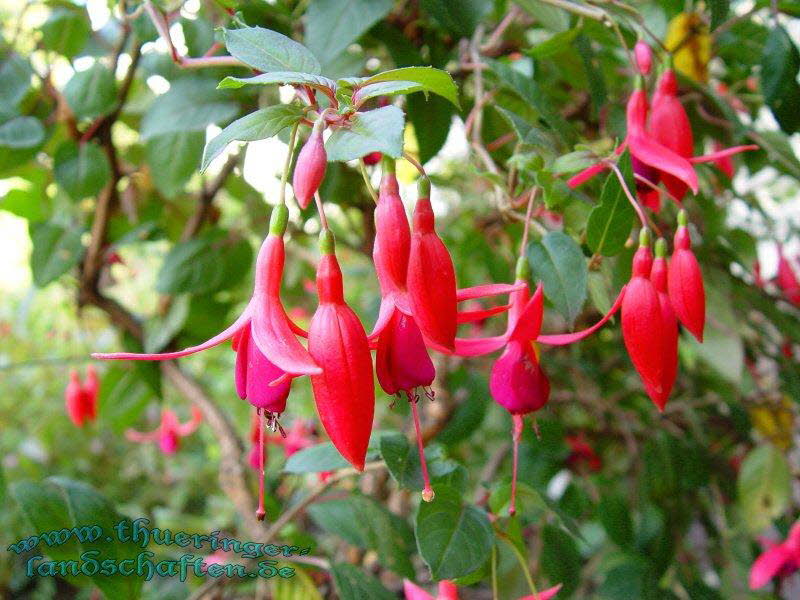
[319,229,335,254]
[677,209,688,227]
[381,156,395,174]
[655,238,667,258]
[515,255,531,281]
[639,227,651,247]
[417,177,431,198]
[269,203,289,236]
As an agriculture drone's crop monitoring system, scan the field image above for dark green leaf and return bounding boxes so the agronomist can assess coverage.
[576,34,607,117]
[0,54,33,111]
[586,153,635,256]
[709,0,730,30]
[30,222,84,287]
[284,435,383,473]
[156,233,251,294]
[64,62,117,120]
[305,0,393,63]
[330,564,395,600]
[40,7,91,58]
[760,26,800,134]
[201,104,304,171]
[415,485,493,579]
[326,105,405,161]
[379,433,461,492]
[217,71,335,92]
[598,494,634,548]
[143,295,190,353]
[539,525,581,596]
[526,27,582,58]
[528,231,588,325]
[407,93,453,164]
[53,141,111,200]
[420,0,490,37]
[223,27,321,74]
[145,131,204,198]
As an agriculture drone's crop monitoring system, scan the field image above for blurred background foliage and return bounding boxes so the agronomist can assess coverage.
[1,0,800,598]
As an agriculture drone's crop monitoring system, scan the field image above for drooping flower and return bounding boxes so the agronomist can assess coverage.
[621,229,666,402]
[93,204,321,383]
[126,405,203,455]
[749,522,800,589]
[407,177,458,351]
[565,435,602,472]
[292,118,327,210]
[64,367,98,427]
[776,244,800,306]
[453,256,624,514]
[667,211,706,342]
[648,238,678,410]
[308,230,375,471]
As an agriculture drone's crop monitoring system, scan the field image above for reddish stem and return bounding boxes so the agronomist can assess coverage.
[509,414,523,516]
[256,408,266,521]
[410,396,434,502]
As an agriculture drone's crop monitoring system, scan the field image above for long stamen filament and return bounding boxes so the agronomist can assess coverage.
[256,408,266,522]
[280,121,301,205]
[509,414,524,516]
[409,393,435,502]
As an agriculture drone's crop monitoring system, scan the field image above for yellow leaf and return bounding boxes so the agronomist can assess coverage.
[665,12,711,83]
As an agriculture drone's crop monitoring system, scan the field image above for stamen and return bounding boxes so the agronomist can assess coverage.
[531,417,541,440]
[256,408,266,522]
[409,391,435,502]
[509,414,524,517]
[424,387,436,401]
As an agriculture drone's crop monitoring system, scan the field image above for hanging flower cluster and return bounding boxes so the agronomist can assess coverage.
[403,578,562,600]
[125,405,203,455]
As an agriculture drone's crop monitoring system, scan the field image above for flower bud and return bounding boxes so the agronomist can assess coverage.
[292,119,327,209]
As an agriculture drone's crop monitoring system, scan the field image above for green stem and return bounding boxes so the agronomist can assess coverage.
[496,530,538,597]
[358,159,378,203]
[491,544,499,600]
[403,151,427,178]
[281,120,301,205]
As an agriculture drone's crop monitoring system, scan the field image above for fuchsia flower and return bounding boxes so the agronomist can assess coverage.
[452,256,624,513]
[749,522,800,589]
[634,40,652,75]
[64,366,99,427]
[293,118,327,210]
[648,238,678,410]
[565,434,602,472]
[668,211,706,342]
[403,579,562,600]
[308,230,375,472]
[568,64,756,210]
[776,244,800,306]
[126,405,203,454]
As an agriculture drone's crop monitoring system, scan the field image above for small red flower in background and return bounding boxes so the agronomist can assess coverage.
[126,406,203,454]
[565,435,602,472]
[750,522,800,589]
[64,366,99,427]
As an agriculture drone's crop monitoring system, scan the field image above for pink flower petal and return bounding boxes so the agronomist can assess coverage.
[689,144,758,164]
[750,544,793,589]
[537,286,625,345]
[457,304,511,324]
[456,282,526,301]
[628,133,698,194]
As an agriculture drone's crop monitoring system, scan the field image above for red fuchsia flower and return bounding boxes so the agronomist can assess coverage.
[292,118,327,210]
[403,579,562,600]
[668,211,706,342]
[93,204,321,389]
[363,151,382,165]
[712,140,734,178]
[634,40,652,75]
[648,238,678,410]
[452,257,624,514]
[308,230,375,471]
[565,434,602,472]
[126,405,203,455]
[776,244,800,306]
[622,229,667,404]
[370,162,520,500]
[749,522,800,589]
[65,368,99,427]
[407,177,459,351]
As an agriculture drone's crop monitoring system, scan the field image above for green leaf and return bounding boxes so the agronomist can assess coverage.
[598,494,634,549]
[586,153,635,256]
[598,558,657,600]
[761,26,800,134]
[63,62,117,120]
[12,477,143,600]
[496,107,553,151]
[415,485,493,579]
[325,105,405,161]
[408,93,453,164]
[0,54,33,111]
[329,564,395,600]
[0,116,45,148]
[489,59,574,144]
[308,495,415,577]
[526,27,582,58]
[156,233,252,294]
[223,27,321,74]
[40,6,91,58]
[379,433,461,492]
[361,67,460,108]
[575,34,607,118]
[539,525,581,596]
[143,295,190,353]
[201,104,305,171]
[738,444,791,532]
[527,231,588,325]
[709,0,730,30]
[284,435,383,473]
[30,222,84,287]
[145,131,204,198]
[141,78,239,140]
[217,71,336,91]
[53,141,111,201]
[305,0,393,63]
[420,0,490,37]
[516,0,571,31]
